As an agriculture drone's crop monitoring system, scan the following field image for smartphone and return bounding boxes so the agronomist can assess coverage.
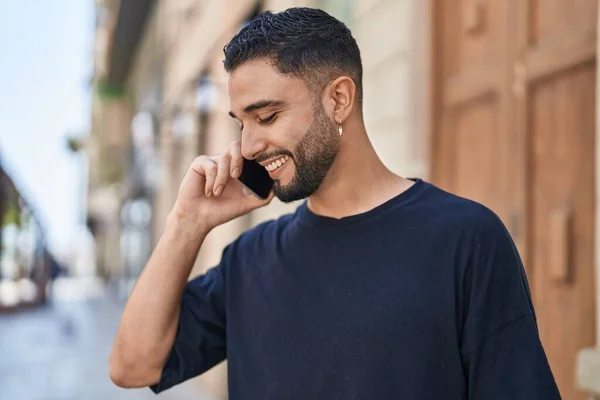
[237,157,274,199]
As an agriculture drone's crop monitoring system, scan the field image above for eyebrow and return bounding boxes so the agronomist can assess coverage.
[229,100,286,119]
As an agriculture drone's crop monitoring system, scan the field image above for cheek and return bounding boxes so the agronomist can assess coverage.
[272,121,307,152]
[273,105,315,153]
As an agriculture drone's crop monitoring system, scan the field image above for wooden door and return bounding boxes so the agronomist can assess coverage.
[431,0,514,228]
[510,1,597,399]
[431,1,597,399]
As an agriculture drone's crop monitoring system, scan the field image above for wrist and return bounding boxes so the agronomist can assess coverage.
[167,205,212,238]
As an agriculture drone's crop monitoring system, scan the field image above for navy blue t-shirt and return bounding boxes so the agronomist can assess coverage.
[150,179,560,399]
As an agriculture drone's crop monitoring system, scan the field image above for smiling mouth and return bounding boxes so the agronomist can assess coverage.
[264,155,290,172]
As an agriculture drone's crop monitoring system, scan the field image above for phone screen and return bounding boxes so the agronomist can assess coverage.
[237,158,274,199]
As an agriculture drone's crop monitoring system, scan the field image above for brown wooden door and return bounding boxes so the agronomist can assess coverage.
[431,0,514,228]
[510,2,598,399]
[432,1,597,399]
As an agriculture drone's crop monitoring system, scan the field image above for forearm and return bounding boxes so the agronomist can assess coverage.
[110,209,210,386]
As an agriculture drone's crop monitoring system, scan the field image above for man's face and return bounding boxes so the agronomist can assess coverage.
[227,60,340,202]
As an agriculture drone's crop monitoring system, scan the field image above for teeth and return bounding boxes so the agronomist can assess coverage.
[265,156,288,172]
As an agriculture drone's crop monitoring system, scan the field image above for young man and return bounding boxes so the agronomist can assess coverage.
[109,7,560,399]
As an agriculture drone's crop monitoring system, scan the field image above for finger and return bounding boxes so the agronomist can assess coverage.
[212,153,231,196]
[241,186,274,202]
[229,141,243,178]
[243,188,275,208]
[201,159,218,197]
[190,155,211,177]
[262,190,275,204]
[242,186,253,197]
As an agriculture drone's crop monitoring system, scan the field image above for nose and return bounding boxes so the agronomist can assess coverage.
[240,127,268,160]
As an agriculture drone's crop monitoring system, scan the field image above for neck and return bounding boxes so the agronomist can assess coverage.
[306,116,414,219]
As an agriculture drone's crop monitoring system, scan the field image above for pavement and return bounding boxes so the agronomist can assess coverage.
[0,278,216,400]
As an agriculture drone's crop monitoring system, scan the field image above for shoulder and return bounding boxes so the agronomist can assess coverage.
[423,187,524,292]
[229,210,296,254]
[421,183,508,240]
[414,184,520,276]
[214,211,296,278]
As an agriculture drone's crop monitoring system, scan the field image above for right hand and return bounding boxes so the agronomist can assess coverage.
[172,141,274,230]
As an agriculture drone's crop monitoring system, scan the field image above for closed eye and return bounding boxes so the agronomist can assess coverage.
[259,113,277,125]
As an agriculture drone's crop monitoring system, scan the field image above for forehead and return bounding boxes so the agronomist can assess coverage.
[227,60,311,113]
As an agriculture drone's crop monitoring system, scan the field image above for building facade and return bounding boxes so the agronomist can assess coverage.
[0,161,52,311]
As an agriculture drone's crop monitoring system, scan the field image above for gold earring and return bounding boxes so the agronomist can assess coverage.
[338,117,343,136]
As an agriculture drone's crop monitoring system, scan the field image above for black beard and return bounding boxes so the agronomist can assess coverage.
[273,102,340,203]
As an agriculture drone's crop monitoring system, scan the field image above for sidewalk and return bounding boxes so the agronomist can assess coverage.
[0,279,216,400]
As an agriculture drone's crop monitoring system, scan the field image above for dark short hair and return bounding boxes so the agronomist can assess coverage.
[223,7,363,106]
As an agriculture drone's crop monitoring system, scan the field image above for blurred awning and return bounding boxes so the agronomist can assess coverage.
[106,0,156,86]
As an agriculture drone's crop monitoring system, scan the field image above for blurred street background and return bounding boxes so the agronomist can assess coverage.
[2,0,600,399]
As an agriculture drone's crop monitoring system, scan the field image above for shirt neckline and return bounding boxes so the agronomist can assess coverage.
[296,178,428,228]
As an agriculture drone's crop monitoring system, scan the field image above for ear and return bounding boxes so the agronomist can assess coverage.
[323,76,356,123]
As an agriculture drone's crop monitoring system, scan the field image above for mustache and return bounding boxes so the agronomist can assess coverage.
[255,149,294,163]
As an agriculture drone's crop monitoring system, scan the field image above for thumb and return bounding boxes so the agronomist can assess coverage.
[242,188,275,209]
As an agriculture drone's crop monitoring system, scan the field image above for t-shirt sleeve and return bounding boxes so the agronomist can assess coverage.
[149,251,229,394]
[459,211,561,399]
